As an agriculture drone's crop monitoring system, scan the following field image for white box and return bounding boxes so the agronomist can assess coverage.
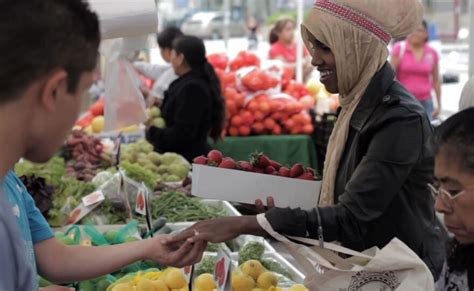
[192,165,321,210]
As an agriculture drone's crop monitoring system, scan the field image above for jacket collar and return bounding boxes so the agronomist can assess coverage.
[350,62,396,130]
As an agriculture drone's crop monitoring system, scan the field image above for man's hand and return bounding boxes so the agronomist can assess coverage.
[432,107,440,119]
[142,234,206,268]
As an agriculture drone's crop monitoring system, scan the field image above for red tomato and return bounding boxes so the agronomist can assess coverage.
[239,125,251,136]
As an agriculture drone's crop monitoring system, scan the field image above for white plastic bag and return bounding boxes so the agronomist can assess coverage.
[257,214,435,291]
[101,37,149,132]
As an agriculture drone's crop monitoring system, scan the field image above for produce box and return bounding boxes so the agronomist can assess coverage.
[192,164,321,209]
[94,126,146,144]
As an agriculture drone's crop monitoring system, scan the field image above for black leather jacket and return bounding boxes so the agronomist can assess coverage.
[266,63,445,278]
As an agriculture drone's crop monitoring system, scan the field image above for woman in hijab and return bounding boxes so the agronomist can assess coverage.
[169,0,444,278]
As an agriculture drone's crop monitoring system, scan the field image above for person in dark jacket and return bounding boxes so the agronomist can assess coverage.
[146,36,226,162]
[168,0,444,278]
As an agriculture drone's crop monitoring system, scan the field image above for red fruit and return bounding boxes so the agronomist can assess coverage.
[289,163,304,178]
[303,124,314,134]
[269,160,282,170]
[306,167,316,176]
[272,124,282,135]
[250,153,271,168]
[231,115,244,127]
[228,126,239,136]
[279,167,290,177]
[254,111,266,122]
[297,172,315,180]
[237,161,254,172]
[252,122,265,134]
[255,167,265,174]
[240,110,254,125]
[89,100,104,116]
[239,125,251,136]
[207,150,223,166]
[263,118,276,131]
[265,166,276,174]
[193,155,208,165]
[219,157,237,169]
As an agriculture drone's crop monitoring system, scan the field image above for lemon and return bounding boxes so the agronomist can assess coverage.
[91,116,105,133]
[136,278,156,291]
[112,282,133,291]
[232,273,255,291]
[194,274,216,291]
[164,269,187,289]
[240,260,264,281]
[84,125,93,134]
[257,272,278,289]
[289,284,309,291]
[120,124,139,133]
[143,271,163,281]
[152,280,169,291]
[268,287,283,291]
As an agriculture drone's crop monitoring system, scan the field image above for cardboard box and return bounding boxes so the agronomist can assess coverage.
[192,165,321,210]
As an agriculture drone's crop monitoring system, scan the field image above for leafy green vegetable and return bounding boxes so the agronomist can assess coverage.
[195,255,217,276]
[238,241,265,265]
[120,161,160,190]
[15,156,66,186]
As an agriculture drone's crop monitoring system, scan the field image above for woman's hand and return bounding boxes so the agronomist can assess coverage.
[165,216,267,246]
[432,107,440,119]
[255,196,275,213]
[142,234,206,268]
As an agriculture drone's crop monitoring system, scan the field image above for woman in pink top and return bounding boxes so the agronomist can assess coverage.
[269,19,313,81]
[391,20,441,120]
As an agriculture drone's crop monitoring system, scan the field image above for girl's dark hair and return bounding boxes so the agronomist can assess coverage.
[269,18,295,45]
[435,107,474,173]
[172,36,225,141]
[422,20,429,42]
[157,26,183,49]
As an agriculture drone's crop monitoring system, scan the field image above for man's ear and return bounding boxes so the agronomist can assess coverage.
[41,69,68,112]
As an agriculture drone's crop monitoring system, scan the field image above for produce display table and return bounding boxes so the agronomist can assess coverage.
[211,135,319,170]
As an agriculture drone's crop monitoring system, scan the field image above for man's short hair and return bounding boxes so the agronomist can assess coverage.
[0,0,100,103]
[157,27,184,50]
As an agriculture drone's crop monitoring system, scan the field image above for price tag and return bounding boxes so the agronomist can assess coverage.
[214,249,232,291]
[82,190,105,207]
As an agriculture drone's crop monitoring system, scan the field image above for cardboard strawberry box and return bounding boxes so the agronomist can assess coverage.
[191,164,321,210]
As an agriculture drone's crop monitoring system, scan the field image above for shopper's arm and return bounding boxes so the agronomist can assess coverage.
[134,62,169,80]
[35,234,205,283]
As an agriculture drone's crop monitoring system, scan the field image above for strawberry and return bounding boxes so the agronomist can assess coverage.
[219,157,237,169]
[271,171,280,176]
[250,152,271,168]
[237,161,254,172]
[193,155,208,165]
[265,165,276,174]
[269,160,282,170]
[289,163,304,178]
[306,167,316,176]
[255,167,265,174]
[278,167,290,177]
[207,150,223,166]
[297,172,315,180]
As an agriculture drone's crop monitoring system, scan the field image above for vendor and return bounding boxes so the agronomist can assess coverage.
[146,36,225,162]
[169,0,444,278]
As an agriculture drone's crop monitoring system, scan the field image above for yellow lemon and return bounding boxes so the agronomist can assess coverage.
[257,272,278,289]
[91,116,105,133]
[152,280,169,291]
[232,273,255,291]
[84,125,93,134]
[240,260,264,281]
[268,287,282,291]
[164,269,187,289]
[136,278,156,291]
[112,282,133,291]
[289,284,309,291]
[194,274,216,291]
[120,124,139,133]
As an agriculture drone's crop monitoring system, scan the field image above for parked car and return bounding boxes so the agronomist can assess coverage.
[181,12,246,39]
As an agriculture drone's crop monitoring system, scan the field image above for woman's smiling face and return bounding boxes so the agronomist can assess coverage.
[306,32,338,93]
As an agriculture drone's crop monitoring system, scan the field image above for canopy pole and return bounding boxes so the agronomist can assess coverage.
[296,0,304,83]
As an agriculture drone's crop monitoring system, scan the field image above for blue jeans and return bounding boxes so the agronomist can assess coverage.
[419,99,434,121]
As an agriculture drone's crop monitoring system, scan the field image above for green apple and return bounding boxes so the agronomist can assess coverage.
[150,107,161,118]
[153,117,166,129]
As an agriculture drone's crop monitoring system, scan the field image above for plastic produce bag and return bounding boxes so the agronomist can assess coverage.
[88,0,158,40]
[101,37,149,132]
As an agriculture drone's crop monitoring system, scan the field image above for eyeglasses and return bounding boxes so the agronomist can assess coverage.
[427,183,465,203]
